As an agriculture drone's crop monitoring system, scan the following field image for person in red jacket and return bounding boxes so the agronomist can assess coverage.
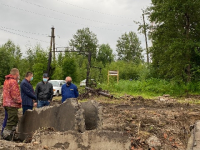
[2,68,22,140]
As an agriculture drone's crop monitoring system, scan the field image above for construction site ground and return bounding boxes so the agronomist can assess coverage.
[1,89,200,149]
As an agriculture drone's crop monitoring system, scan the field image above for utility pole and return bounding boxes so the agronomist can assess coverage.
[86,51,91,87]
[142,12,149,65]
[52,27,55,62]
[47,27,54,77]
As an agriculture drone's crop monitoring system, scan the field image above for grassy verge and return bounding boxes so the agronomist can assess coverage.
[97,78,200,98]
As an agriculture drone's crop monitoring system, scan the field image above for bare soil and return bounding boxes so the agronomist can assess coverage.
[100,96,200,150]
[1,92,200,149]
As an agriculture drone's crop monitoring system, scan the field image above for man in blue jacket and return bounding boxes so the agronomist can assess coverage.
[61,76,79,103]
[20,72,37,115]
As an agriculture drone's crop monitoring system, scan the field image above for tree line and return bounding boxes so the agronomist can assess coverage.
[148,0,200,83]
[1,0,200,87]
[0,28,144,86]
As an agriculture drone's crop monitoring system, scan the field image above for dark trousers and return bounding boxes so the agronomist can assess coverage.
[37,100,50,108]
[22,105,33,115]
[1,108,8,136]
[4,107,18,130]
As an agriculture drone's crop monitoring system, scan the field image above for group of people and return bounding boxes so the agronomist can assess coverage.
[0,68,79,140]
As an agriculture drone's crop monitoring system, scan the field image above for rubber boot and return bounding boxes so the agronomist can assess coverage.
[2,128,12,141]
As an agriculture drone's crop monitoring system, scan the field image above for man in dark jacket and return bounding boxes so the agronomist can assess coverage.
[61,76,79,103]
[35,73,53,108]
[20,72,37,115]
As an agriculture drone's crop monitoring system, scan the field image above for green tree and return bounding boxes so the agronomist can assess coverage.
[149,0,200,82]
[0,40,23,84]
[97,44,114,66]
[69,27,98,58]
[57,53,63,67]
[75,55,87,82]
[0,49,12,85]
[51,52,64,80]
[116,31,143,63]
[29,45,48,85]
[62,56,77,82]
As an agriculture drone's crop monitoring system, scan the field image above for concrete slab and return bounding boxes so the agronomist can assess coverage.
[187,120,200,150]
[31,130,131,150]
[17,98,85,141]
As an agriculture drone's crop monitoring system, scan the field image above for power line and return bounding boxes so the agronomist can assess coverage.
[1,3,121,32]
[56,0,134,20]
[0,26,49,36]
[0,27,65,47]
[20,0,134,27]
[0,27,49,44]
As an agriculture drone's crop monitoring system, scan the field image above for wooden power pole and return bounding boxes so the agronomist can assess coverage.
[52,27,55,61]
[142,12,149,65]
[47,27,55,77]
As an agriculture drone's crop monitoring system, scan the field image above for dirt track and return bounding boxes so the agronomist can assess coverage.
[1,94,200,149]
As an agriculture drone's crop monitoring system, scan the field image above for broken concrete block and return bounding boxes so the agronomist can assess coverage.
[31,130,131,150]
[81,100,102,130]
[17,98,85,141]
[17,99,102,142]
[187,120,200,150]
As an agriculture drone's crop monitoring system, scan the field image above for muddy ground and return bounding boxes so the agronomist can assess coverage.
[1,90,200,149]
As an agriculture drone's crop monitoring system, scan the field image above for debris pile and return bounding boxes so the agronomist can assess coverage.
[79,87,113,99]
[158,94,176,103]
[118,94,145,101]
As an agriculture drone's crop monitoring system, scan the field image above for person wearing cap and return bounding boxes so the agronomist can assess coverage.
[20,72,37,115]
[35,73,53,108]
[61,76,79,103]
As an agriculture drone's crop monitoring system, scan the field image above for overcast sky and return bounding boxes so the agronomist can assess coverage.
[0,0,152,58]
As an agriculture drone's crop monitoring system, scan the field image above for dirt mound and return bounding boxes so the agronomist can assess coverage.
[78,88,112,99]
[1,94,200,149]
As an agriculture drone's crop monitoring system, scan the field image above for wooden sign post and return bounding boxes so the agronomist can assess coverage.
[108,70,119,84]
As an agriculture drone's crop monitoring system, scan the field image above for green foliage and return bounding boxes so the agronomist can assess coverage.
[0,40,22,85]
[29,45,48,85]
[149,0,200,82]
[51,66,63,80]
[76,55,88,81]
[69,27,98,58]
[97,44,114,66]
[116,31,143,63]
[62,56,77,82]
[51,53,63,80]
[0,49,12,85]
[103,61,147,81]
[2,13,200,98]
[99,78,200,97]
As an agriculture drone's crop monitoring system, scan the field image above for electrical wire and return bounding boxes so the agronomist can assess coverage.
[1,3,122,32]
[56,0,134,20]
[20,0,134,27]
[0,27,49,44]
[0,26,49,36]
[0,27,65,47]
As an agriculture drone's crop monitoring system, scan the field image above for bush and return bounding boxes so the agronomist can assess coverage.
[98,78,200,97]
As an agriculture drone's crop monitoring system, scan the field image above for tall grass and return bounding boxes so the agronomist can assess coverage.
[98,78,200,97]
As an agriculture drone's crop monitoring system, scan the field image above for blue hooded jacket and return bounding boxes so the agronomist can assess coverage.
[20,79,37,106]
[61,83,79,103]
